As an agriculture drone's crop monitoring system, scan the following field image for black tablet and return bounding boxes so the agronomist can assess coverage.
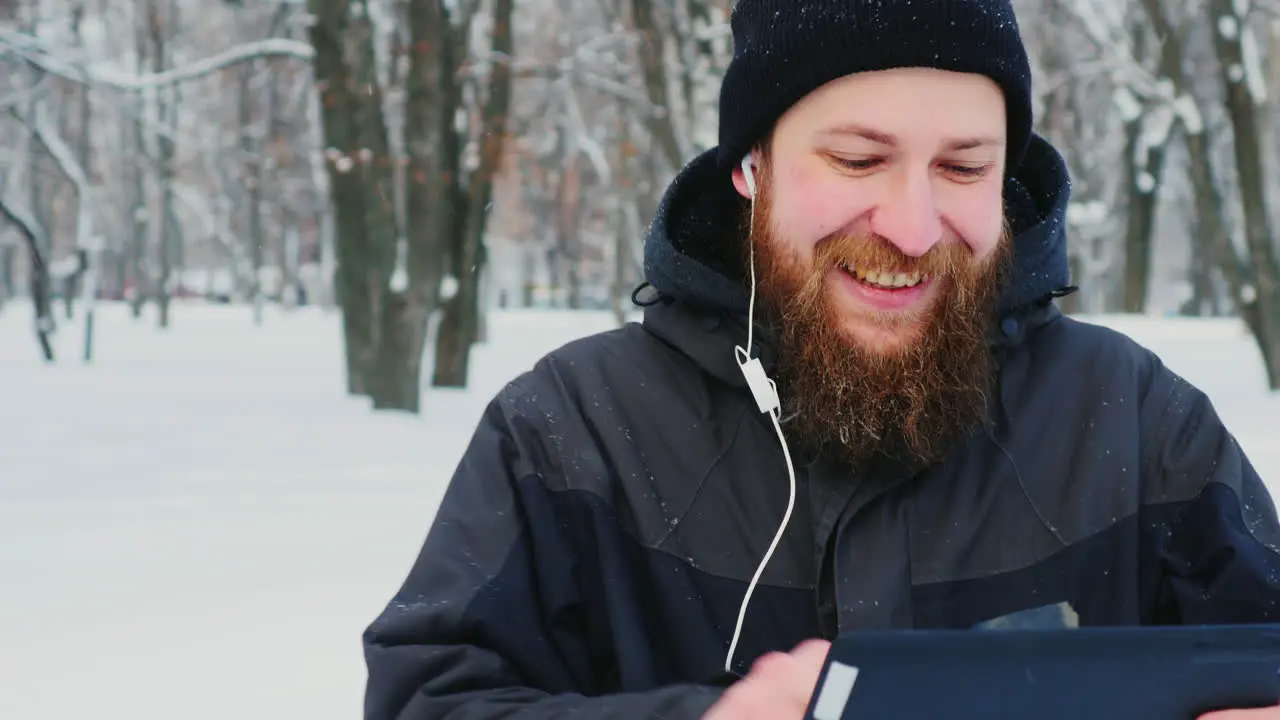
[804,624,1280,720]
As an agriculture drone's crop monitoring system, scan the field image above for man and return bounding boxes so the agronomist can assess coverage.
[363,1,1280,718]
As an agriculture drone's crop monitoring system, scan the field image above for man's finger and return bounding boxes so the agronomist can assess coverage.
[781,639,832,706]
[790,639,832,669]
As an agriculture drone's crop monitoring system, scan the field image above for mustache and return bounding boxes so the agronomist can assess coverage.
[812,231,977,279]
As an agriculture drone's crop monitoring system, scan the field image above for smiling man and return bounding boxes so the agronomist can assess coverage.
[743,67,1016,468]
[362,1,1280,719]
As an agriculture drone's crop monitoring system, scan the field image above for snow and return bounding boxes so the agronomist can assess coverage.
[2,31,315,91]
[439,274,459,301]
[1135,171,1156,193]
[0,303,1277,719]
[1239,26,1268,104]
[1174,93,1204,135]
[1112,86,1142,123]
[1066,200,1109,227]
[1219,15,1240,40]
[1136,103,1176,165]
[389,266,409,292]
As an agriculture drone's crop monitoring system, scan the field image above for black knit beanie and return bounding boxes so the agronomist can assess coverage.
[716,0,1034,175]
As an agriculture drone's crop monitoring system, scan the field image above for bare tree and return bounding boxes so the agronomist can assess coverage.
[306,0,400,402]
[1032,0,1280,389]
[0,195,53,360]
[431,0,515,388]
[7,0,1280,402]
[1205,0,1280,387]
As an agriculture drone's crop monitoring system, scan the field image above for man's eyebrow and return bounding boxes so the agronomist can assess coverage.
[819,124,1004,151]
[821,124,898,145]
[944,136,1004,151]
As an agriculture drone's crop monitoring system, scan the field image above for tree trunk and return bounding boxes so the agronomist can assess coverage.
[1120,119,1168,313]
[266,4,295,309]
[128,5,149,319]
[307,0,398,397]
[0,246,14,308]
[0,197,55,362]
[147,0,178,328]
[370,292,430,411]
[555,132,584,310]
[72,21,93,320]
[611,202,629,327]
[29,242,55,362]
[1207,0,1280,388]
[128,108,148,320]
[56,1,93,322]
[432,294,466,386]
[309,0,369,393]
[612,94,641,323]
[432,0,514,388]
[1138,0,1277,380]
[364,0,453,412]
[1181,218,1219,317]
[629,0,684,170]
[239,60,266,324]
[1121,21,1178,315]
[1184,124,1269,353]
[432,202,486,387]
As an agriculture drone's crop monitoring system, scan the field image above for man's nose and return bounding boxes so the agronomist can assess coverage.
[868,169,943,258]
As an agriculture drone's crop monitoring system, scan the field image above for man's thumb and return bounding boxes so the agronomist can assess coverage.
[790,639,832,670]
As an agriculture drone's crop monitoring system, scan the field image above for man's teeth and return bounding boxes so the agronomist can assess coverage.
[838,263,927,288]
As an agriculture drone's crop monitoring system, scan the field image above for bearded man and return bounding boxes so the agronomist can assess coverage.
[361,1,1280,719]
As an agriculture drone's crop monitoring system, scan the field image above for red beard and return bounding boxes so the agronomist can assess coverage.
[747,166,1013,468]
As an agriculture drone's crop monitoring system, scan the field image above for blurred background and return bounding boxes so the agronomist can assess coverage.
[0,0,1277,718]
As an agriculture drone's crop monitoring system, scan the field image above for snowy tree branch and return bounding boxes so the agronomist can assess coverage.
[36,107,93,247]
[560,78,612,183]
[0,33,313,91]
[0,188,56,362]
[1063,0,1173,101]
[495,59,657,113]
[8,103,95,246]
[0,70,53,109]
[0,191,47,270]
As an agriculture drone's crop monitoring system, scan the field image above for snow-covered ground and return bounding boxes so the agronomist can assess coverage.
[0,301,1276,719]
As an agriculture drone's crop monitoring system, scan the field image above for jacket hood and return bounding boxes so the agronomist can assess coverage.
[641,133,1074,323]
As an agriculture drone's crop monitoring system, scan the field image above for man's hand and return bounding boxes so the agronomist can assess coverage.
[703,643,1280,720]
[1200,708,1280,719]
[702,639,831,720]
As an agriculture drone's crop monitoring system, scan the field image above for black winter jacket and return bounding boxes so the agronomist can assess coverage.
[363,136,1280,719]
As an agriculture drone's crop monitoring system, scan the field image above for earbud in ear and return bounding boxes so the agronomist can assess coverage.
[740,154,757,199]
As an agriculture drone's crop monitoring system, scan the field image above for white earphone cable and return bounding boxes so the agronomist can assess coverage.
[725,154,800,674]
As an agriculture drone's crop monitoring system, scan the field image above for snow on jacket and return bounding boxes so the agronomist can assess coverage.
[362,135,1280,719]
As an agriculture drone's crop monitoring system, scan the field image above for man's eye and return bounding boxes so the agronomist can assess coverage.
[835,157,881,171]
[943,164,992,178]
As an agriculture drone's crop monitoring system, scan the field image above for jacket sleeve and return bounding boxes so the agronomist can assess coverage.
[1142,358,1280,624]
[362,380,724,720]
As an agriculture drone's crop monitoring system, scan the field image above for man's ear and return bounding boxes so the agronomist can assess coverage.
[731,153,757,200]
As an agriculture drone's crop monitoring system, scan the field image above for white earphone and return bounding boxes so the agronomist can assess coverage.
[724,151,799,676]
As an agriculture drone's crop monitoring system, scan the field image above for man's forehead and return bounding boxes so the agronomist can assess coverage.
[817,124,1005,151]
[769,69,1008,146]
